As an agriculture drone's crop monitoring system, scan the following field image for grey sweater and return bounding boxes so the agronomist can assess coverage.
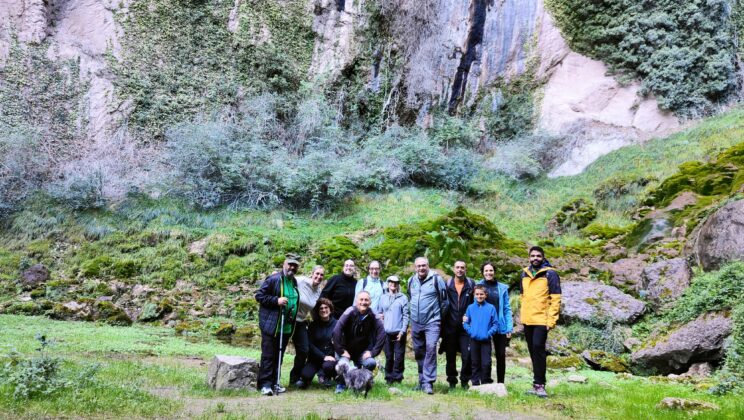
[296,276,321,321]
[378,292,409,334]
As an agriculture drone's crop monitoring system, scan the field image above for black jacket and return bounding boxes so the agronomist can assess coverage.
[255,272,299,336]
[308,317,337,364]
[333,306,385,358]
[320,273,357,319]
[443,277,475,334]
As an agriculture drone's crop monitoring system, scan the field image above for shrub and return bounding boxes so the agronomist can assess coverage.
[663,261,744,323]
[1,334,68,399]
[485,132,560,180]
[564,318,626,355]
[552,198,598,231]
[0,126,49,217]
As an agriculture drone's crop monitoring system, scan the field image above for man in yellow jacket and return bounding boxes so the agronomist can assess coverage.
[519,246,561,398]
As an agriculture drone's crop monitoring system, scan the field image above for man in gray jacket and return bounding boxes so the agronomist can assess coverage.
[408,257,448,394]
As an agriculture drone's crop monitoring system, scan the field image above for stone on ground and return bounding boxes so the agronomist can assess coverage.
[207,355,258,390]
[469,383,508,397]
[657,397,719,411]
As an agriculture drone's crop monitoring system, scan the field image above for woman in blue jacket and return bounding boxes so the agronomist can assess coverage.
[477,261,513,386]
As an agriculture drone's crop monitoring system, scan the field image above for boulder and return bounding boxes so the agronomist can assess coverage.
[640,258,692,310]
[657,397,719,411]
[561,281,646,323]
[695,200,744,270]
[581,350,629,373]
[469,383,508,397]
[608,256,647,291]
[207,355,258,391]
[21,264,49,290]
[681,362,713,378]
[631,312,732,374]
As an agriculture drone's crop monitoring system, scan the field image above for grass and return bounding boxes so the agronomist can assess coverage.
[0,315,742,419]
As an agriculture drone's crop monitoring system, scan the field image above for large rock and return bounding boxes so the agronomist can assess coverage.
[641,258,692,309]
[631,312,732,374]
[694,200,744,271]
[561,281,646,323]
[21,264,49,290]
[207,355,258,390]
[608,256,647,292]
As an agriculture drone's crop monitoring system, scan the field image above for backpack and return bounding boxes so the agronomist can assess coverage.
[362,276,384,291]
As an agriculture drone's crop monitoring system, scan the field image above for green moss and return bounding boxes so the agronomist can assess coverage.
[213,323,236,337]
[581,223,630,240]
[547,354,585,369]
[585,350,630,373]
[366,206,524,281]
[218,256,256,285]
[92,301,132,326]
[175,320,203,336]
[79,255,114,278]
[645,142,744,208]
[232,324,258,346]
[3,302,42,316]
[111,258,141,278]
[0,249,20,282]
[232,298,259,320]
[316,236,363,276]
[553,198,597,231]
[29,288,46,299]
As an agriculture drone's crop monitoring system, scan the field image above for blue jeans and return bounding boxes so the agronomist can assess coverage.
[411,321,440,385]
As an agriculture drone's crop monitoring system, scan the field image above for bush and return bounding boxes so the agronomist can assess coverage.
[564,318,626,355]
[663,261,744,323]
[0,126,49,217]
[1,334,68,399]
[485,132,560,180]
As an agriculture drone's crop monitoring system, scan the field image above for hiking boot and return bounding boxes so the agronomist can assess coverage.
[412,383,422,391]
[260,386,274,396]
[534,384,548,398]
[448,383,457,390]
[294,379,307,389]
[335,384,346,394]
[422,383,434,395]
[273,384,286,394]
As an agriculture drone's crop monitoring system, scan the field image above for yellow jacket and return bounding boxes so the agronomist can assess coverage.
[519,262,561,328]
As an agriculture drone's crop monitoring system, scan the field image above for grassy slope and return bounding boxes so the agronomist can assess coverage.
[0,315,742,419]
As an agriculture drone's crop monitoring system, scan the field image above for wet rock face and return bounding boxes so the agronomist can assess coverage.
[694,200,744,271]
[640,258,691,310]
[631,312,732,374]
[561,281,646,323]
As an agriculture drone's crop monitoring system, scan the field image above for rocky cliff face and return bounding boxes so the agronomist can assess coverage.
[0,0,703,175]
[0,0,125,142]
[311,0,682,174]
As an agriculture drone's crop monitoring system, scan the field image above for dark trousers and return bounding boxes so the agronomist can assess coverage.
[300,359,337,383]
[444,332,471,386]
[383,332,406,382]
[524,325,548,385]
[258,331,290,389]
[289,321,309,383]
[470,338,491,385]
[488,334,508,383]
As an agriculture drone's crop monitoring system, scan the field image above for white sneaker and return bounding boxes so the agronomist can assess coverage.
[495,383,508,398]
[260,386,274,396]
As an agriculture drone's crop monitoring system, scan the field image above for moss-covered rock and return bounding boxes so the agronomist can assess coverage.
[551,198,597,233]
[79,255,114,278]
[547,354,585,369]
[232,297,259,320]
[91,301,132,326]
[316,236,363,276]
[581,350,629,373]
[175,320,203,335]
[366,206,524,280]
[232,324,259,347]
[213,323,236,337]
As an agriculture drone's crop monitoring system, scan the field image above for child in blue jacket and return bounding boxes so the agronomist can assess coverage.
[463,284,499,385]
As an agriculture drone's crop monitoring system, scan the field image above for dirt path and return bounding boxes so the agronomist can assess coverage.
[151,386,542,419]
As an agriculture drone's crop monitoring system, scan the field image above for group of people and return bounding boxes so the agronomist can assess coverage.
[254,246,561,398]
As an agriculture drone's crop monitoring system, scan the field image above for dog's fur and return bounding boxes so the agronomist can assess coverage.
[336,360,374,398]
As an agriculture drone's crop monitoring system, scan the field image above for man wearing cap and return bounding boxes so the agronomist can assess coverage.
[255,257,301,396]
[378,275,409,384]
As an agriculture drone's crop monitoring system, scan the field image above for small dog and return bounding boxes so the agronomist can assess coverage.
[336,360,374,398]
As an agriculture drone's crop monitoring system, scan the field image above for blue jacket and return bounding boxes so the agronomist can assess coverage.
[477,279,513,335]
[355,276,385,312]
[463,301,499,341]
[408,270,448,325]
[255,272,299,337]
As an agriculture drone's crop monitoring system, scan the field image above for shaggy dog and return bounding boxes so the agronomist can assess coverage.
[336,360,374,397]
